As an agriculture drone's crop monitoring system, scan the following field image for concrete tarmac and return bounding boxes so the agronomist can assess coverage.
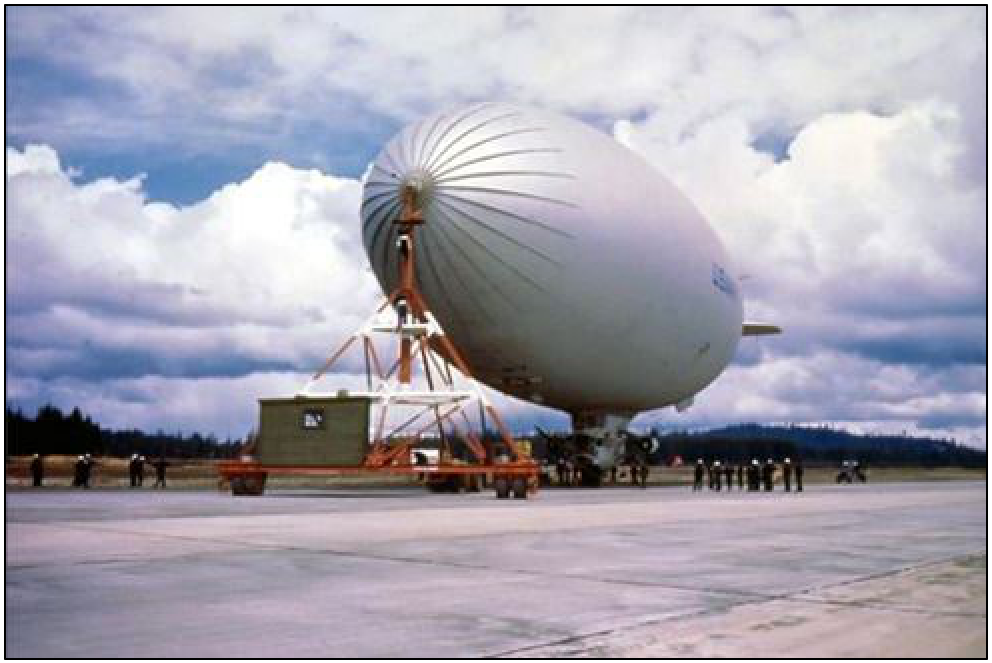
[6,481,986,658]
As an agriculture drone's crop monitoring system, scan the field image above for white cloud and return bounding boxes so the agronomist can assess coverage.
[8,7,985,171]
[4,7,987,446]
[6,144,381,388]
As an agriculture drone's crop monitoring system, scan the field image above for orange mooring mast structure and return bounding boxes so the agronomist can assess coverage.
[218,183,540,498]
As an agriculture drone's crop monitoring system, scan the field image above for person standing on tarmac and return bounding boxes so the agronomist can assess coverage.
[737,463,744,490]
[763,459,775,491]
[795,458,804,492]
[128,454,140,487]
[747,459,759,491]
[30,454,44,487]
[693,459,705,491]
[783,458,793,492]
[152,457,170,489]
[723,463,734,491]
[80,454,95,489]
[136,456,146,486]
[73,455,86,487]
[712,461,722,491]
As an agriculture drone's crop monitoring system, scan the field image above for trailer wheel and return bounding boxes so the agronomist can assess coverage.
[231,474,266,496]
[512,477,528,499]
[494,477,510,499]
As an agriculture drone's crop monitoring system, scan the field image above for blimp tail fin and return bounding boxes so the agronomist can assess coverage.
[742,322,782,336]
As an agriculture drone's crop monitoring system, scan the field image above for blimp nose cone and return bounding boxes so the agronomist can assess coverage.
[399,170,435,211]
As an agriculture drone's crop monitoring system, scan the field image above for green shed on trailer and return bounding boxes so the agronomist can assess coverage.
[255,395,372,466]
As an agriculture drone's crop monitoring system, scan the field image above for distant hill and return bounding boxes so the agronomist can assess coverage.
[649,424,986,468]
[6,405,986,468]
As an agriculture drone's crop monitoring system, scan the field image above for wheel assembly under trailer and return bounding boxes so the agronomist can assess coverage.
[218,184,539,498]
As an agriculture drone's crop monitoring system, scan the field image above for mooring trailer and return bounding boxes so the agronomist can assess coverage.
[217,392,538,497]
[218,183,540,498]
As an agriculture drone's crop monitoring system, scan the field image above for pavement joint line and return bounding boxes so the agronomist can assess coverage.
[31,524,986,621]
[486,550,988,658]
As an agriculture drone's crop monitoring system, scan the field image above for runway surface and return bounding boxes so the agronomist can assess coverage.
[6,481,986,658]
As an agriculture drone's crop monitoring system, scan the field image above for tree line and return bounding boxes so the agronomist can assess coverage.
[6,405,242,459]
[6,404,986,467]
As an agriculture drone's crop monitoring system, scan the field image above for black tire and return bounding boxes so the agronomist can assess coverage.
[494,477,510,499]
[511,477,527,499]
[580,465,603,487]
[231,475,266,496]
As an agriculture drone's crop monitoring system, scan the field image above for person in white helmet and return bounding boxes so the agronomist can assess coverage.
[81,454,95,488]
[693,459,704,491]
[783,458,793,492]
[73,455,86,487]
[30,454,44,487]
[748,459,760,491]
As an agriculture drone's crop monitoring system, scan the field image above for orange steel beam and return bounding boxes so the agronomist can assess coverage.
[367,340,385,380]
[311,335,357,383]
[218,462,535,477]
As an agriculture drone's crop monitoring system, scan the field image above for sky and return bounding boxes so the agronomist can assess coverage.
[5,6,988,447]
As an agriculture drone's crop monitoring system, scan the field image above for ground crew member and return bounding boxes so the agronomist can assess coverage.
[556,457,568,486]
[737,463,744,490]
[128,454,140,487]
[76,454,94,489]
[723,463,734,491]
[763,459,775,491]
[73,455,86,487]
[712,461,722,491]
[693,459,704,491]
[136,456,146,486]
[783,458,793,492]
[30,454,44,487]
[83,453,97,488]
[795,459,804,492]
[152,457,170,488]
[639,464,649,488]
[747,459,759,491]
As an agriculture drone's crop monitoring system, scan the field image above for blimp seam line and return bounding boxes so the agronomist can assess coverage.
[434,169,576,186]
[417,229,481,329]
[423,112,523,173]
[366,199,402,259]
[379,146,406,183]
[362,202,395,245]
[370,207,400,280]
[425,112,520,171]
[361,186,397,211]
[418,104,498,174]
[436,184,578,209]
[427,215,508,320]
[369,162,401,180]
[363,177,400,194]
[428,127,546,176]
[401,121,422,170]
[433,195,563,268]
[416,111,461,174]
[431,147,564,181]
[412,112,448,169]
[434,191,574,239]
[379,222,401,286]
[361,190,401,229]
[433,203,547,295]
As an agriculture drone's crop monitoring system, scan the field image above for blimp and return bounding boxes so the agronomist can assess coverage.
[360,102,778,476]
